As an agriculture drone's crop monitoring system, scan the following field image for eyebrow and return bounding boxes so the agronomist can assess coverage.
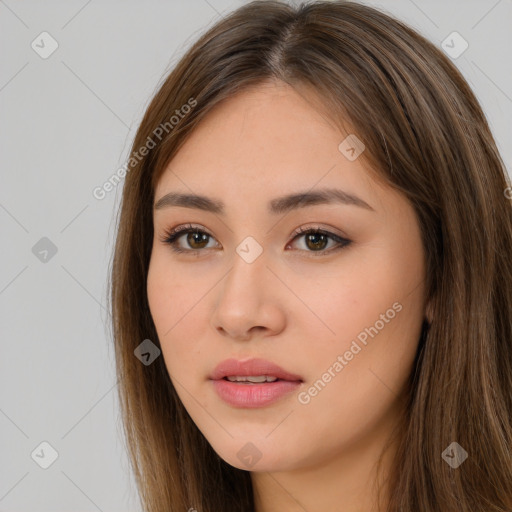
[153,187,374,215]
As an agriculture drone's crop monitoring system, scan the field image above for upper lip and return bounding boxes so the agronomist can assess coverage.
[210,358,303,381]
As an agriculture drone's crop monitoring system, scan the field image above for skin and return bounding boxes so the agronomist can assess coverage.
[147,80,428,512]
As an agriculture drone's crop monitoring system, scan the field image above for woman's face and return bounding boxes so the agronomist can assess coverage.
[147,81,427,472]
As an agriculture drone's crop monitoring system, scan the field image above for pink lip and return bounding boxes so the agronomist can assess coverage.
[209,357,303,408]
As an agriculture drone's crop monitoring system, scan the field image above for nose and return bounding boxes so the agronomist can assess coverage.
[210,249,286,342]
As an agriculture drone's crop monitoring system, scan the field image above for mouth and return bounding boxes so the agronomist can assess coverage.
[209,358,303,408]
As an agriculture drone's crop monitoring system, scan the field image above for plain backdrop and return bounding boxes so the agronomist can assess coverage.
[1,0,511,510]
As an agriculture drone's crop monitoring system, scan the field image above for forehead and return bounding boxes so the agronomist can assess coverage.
[155,82,379,201]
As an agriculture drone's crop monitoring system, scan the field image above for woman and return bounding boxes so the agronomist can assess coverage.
[108,1,512,510]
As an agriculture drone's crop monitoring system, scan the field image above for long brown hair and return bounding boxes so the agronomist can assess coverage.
[108,1,512,510]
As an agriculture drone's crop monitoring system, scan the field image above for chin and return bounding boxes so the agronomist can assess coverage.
[204,433,300,472]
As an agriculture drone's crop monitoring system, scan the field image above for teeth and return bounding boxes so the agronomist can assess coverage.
[226,375,278,383]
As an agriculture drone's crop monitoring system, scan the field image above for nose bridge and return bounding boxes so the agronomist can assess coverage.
[211,238,280,338]
[223,238,269,300]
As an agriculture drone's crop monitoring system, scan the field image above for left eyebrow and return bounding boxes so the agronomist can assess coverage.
[153,187,375,214]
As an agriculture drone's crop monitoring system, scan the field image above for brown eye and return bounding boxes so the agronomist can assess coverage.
[288,227,351,256]
[303,232,329,251]
[184,231,210,250]
[160,224,219,253]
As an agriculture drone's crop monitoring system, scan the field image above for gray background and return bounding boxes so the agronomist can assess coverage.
[1,0,511,510]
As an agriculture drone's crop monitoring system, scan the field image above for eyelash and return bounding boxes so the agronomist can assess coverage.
[158,223,352,257]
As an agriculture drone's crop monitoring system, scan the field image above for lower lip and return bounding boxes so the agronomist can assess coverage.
[211,378,302,408]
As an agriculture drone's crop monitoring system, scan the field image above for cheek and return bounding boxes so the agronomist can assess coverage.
[147,250,202,330]
[147,255,211,380]
[292,240,425,405]
[288,243,422,346]
[295,275,421,399]
[288,282,423,465]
